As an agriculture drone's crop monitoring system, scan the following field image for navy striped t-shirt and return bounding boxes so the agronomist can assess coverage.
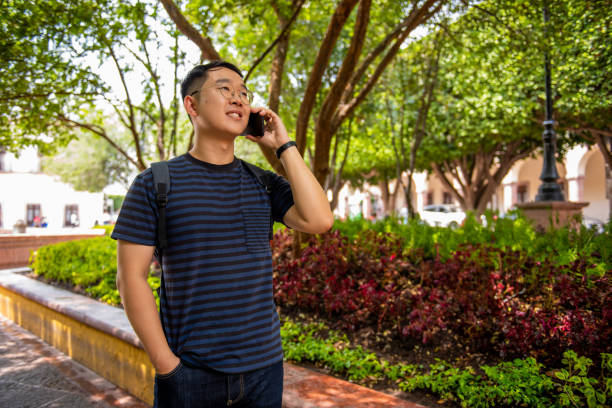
[111,153,294,373]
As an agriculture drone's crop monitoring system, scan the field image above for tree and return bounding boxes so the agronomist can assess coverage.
[1,0,108,155]
[550,0,612,170]
[41,130,131,192]
[383,34,443,217]
[413,0,603,214]
[1,0,192,178]
[161,0,450,186]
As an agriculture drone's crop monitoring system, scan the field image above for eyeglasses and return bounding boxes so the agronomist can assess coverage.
[190,85,254,105]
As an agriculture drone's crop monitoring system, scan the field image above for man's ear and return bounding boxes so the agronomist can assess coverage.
[184,95,198,119]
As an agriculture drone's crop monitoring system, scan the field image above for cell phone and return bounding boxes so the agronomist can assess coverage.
[241,112,265,137]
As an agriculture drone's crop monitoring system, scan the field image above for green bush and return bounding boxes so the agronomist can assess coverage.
[281,318,612,408]
[332,210,611,272]
[29,236,159,307]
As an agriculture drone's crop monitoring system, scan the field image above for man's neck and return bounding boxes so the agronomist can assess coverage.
[189,133,236,165]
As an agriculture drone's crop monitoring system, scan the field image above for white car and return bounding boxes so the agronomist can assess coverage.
[582,216,605,234]
[419,204,466,227]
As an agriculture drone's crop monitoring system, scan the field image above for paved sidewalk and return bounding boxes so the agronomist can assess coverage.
[0,315,147,408]
[0,312,427,408]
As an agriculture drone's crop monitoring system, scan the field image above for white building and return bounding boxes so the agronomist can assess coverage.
[0,147,105,232]
[335,144,610,224]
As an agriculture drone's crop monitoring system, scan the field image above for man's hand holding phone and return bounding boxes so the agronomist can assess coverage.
[242,107,291,152]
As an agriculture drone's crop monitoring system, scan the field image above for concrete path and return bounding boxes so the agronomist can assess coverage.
[0,315,147,408]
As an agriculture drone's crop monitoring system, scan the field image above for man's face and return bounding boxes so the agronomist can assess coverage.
[189,67,250,138]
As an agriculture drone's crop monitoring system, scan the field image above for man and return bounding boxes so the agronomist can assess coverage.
[112,60,333,408]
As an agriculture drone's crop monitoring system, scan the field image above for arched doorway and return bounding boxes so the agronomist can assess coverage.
[580,150,608,222]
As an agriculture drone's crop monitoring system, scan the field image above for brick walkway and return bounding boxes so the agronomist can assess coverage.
[0,315,146,408]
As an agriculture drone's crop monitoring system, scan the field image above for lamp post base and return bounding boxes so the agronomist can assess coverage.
[515,201,589,231]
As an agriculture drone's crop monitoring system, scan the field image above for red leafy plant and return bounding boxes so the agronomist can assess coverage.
[272,229,611,365]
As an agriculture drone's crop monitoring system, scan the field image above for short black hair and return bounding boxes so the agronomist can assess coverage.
[180,61,243,101]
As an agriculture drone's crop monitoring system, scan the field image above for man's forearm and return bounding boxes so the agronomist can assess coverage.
[279,145,333,232]
[118,275,176,371]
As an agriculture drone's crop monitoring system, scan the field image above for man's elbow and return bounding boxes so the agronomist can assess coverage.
[308,213,334,234]
[321,213,334,232]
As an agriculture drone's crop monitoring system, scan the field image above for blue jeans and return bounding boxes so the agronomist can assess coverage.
[153,360,283,408]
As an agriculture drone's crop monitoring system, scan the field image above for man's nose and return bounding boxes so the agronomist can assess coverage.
[229,91,242,105]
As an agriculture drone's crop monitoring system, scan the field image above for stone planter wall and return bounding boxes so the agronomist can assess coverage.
[0,231,104,269]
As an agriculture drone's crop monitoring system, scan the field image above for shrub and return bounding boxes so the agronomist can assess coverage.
[281,318,612,408]
[29,236,159,307]
[332,211,611,272]
[274,230,409,332]
[273,227,611,366]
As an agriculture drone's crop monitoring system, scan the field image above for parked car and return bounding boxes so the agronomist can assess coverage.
[582,216,606,234]
[420,204,466,228]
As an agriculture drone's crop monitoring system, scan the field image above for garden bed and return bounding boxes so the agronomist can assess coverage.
[28,214,612,407]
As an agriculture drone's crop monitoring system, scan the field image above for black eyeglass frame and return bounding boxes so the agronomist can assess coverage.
[189,85,254,105]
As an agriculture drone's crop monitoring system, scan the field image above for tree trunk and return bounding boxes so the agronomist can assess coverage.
[294,0,360,154]
[431,140,535,215]
[379,176,400,216]
[379,176,390,215]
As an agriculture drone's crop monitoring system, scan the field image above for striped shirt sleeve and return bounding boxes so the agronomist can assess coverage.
[269,171,294,224]
[110,172,157,246]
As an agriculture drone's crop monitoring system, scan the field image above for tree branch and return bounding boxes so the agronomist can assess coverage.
[107,45,145,170]
[330,0,444,133]
[159,0,221,61]
[245,0,306,82]
[56,114,140,169]
[431,161,464,207]
[294,0,360,154]
[315,0,371,136]
[103,95,131,130]
[340,0,442,109]
[0,91,99,102]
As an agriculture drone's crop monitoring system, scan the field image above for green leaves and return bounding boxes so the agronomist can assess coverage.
[41,132,131,192]
[29,235,160,307]
[281,318,612,408]
[0,0,111,152]
[2,0,191,177]
[554,350,610,408]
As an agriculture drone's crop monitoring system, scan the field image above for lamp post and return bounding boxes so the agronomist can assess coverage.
[535,1,565,202]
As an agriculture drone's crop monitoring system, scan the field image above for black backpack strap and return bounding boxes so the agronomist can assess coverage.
[240,160,274,240]
[150,161,171,340]
[241,160,273,194]
[151,161,171,253]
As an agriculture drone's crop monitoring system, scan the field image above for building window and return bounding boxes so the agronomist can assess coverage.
[443,192,453,204]
[426,192,434,205]
[26,204,42,227]
[65,205,80,227]
[517,184,528,203]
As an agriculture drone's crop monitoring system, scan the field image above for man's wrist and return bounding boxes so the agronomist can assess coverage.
[276,141,297,159]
